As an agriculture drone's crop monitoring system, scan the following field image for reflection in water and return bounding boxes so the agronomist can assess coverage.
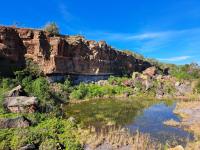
[65,99,193,145]
[126,103,193,145]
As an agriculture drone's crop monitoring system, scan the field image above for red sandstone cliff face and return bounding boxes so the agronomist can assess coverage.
[0,27,26,75]
[0,26,151,76]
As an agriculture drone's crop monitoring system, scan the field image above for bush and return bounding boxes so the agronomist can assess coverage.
[1,118,82,150]
[39,139,57,150]
[195,79,200,94]
[70,83,88,100]
[44,22,59,36]
[108,76,128,86]
[70,83,133,100]
[170,63,200,80]
[0,78,16,113]
[31,77,50,101]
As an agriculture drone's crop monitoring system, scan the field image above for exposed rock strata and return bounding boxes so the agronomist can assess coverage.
[0,26,151,76]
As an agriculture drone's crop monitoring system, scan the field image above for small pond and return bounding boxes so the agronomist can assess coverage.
[65,98,193,145]
[125,102,193,145]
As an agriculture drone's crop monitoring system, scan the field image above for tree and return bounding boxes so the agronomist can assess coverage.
[44,22,59,36]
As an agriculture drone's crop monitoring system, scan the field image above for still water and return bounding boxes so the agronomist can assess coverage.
[66,98,193,145]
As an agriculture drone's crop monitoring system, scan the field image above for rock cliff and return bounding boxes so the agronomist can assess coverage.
[0,26,151,76]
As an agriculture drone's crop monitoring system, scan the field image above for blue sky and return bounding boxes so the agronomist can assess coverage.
[1,0,200,65]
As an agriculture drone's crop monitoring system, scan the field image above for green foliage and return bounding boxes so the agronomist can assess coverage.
[195,79,200,94]
[44,22,59,36]
[62,79,73,93]
[0,118,82,150]
[70,83,88,99]
[15,58,41,80]
[39,139,57,150]
[31,77,50,101]
[108,76,128,86]
[0,78,16,113]
[70,82,132,100]
[170,63,200,80]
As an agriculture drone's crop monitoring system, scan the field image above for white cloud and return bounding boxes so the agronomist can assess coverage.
[85,28,200,42]
[58,3,74,22]
[158,56,192,62]
[85,31,169,41]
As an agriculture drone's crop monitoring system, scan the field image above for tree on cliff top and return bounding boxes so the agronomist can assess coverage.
[44,22,59,36]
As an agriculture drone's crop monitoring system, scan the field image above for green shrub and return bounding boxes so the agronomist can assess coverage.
[170,63,200,80]
[39,139,57,150]
[195,79,200,94]
[70,83,88,100]
[0,118,82,150]
[108,76,128,86]
[0,78,16,113]
[70,82,133,100]
[62,79,73,93]
[31,77,50,100]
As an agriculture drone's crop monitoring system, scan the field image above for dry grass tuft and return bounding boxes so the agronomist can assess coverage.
[79,125,162,150]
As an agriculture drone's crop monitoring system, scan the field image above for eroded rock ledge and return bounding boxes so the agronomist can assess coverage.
[0,26,151,76]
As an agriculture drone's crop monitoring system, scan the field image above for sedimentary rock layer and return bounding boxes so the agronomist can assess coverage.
[0,26,151,76]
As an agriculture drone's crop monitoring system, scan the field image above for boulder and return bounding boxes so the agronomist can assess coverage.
[143,66,156,77]
[4,96,38,113]
[19,144,36,150]
[122,79,135,88]
[175,82,192,96]
[156,89,165,99]
[7,85,27,97]
[68,116,76,124]
[96,80,108,86]
[144,79,153,90]
[0,116,31,129]
[132,72,140,79]
[156,83,165,99]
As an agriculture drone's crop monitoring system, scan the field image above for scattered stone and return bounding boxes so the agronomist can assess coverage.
[19,144,36,150]
[0,116,31,129]
[156,86,165,99]
[68,116,76,123]
[122,79,135,87]
[96,80,108,86]
[124,92,130,97]
[4,96,38,113]
[144,79,153,90]
[132,72,140,79]
[175,82,192,96]
[143,66,157,77]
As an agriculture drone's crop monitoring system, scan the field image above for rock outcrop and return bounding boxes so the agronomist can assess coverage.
[0,26,26,76]
[7,85,26,97]
[19,144,36,150]
[3,85,38,113]
[143,66,156,77]
[4,96,38,113]
[0,26,152,76]
[0,116,31,129]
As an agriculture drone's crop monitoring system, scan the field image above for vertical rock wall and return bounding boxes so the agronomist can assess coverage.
[0,26,152,77]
